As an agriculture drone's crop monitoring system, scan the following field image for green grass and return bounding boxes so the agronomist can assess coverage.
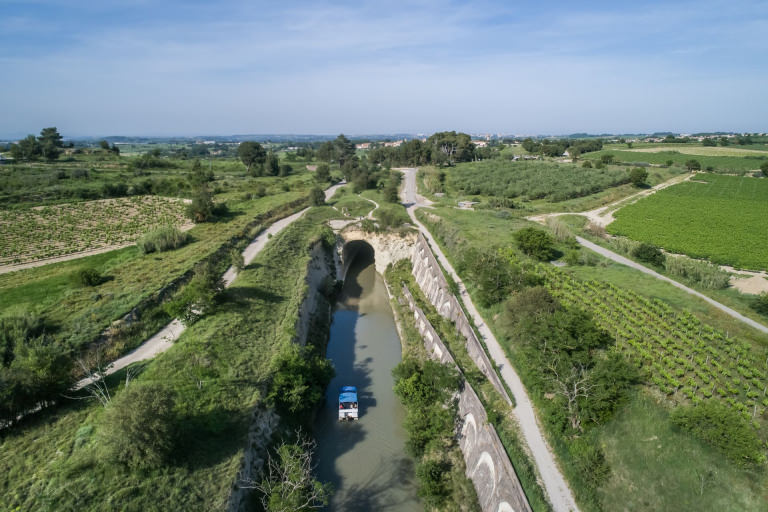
[599,394,767,511]
[0,207,337,511]
[0,190,309,357]
[585,147,766,173]
[327,188,374,217]
[360,189,411,227]
[444,159,631,202]
[415,205,768,511]
[608,173,768,270]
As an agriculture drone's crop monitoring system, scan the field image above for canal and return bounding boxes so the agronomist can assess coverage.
[314,243,420,511]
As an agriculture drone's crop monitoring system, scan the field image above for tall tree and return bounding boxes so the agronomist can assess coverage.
[238,141,267,175]
[38,127,63,161]
[9,135,41,161]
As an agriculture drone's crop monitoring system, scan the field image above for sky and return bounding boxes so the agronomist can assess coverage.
[1,0,767,137]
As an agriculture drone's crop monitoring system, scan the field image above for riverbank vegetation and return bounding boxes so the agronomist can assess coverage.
[0,205,339,510]
[414,206,768,511]
[387,260,552,512]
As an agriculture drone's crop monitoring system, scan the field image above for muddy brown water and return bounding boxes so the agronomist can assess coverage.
[314,245,420,511]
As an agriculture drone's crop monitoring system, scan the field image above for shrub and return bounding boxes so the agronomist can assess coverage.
[72,268,104,287]
[267,345,334,418]
[164,260,224,324]
[514,227,556,261]
[671,400,766,466]
[629,167,648,187]
[664,255,730,289]
[582,160,593,168]
[99,384,177,469]
[309,187,325,206]
[752,292,768,316]
[632,242,665,266]
[138,226,190,254]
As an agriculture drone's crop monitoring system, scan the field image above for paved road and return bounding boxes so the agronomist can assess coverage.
[76,182,345,389]
[576,236,768,334]
[400,168,579,512]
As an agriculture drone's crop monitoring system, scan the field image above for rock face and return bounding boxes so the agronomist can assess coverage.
[402,286,532,512]
[337,226,417,278]
[228,240,335,512]
[411,233,512,404]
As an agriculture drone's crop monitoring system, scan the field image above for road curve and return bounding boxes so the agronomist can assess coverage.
[400,168,579,512]
[76,182,345,389]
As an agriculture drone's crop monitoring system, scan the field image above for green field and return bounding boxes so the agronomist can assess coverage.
[586,146,766,173]
[608,173,768,270]
[444,160,630,202]
[0,207,337,511]
[414,206,768,511]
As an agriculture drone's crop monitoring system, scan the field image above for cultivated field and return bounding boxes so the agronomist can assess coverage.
[585,148,766,173]
[444,160,630,201]
[0,195,190,266]
[625,145,768,157]
[608,173,768,270]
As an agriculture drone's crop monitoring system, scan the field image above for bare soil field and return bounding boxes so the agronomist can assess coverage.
[0,195,191,267]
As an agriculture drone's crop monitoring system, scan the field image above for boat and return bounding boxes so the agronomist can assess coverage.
[338,386,359,421]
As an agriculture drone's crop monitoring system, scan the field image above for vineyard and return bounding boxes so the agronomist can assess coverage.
[538,264,768,421]
[0,196,190,266]
[608,173,768,270]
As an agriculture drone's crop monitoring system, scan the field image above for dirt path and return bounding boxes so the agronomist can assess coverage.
[75,183,346,390]
[527,172,693,228]
[576,237,768,334]
[400,168,579,512]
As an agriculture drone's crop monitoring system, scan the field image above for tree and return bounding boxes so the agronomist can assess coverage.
[279,163,293,177]
[316,141,334,163]
[267,345,334,417]
[99,384,177,469]
[238,141,267,175]
[99,140,111,150]
[164,260,224,324]
[254,435,332,512]
[186,184,214,222]
[759,161,768,175]
[309,187,325,206]
[333,134,356,166]
[9,135,41,161]
[600,154,614,164]
[685,159,701,171]
[633,242,665,266]
[702,138,717,147]
[38,127,63,161]
[315,163,330,182]
[514,227,556,261]
[426,131,474,166]
[751,292,768,316]
[629,167,648,187]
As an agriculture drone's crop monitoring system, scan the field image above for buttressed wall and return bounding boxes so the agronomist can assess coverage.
[402,286,532,512]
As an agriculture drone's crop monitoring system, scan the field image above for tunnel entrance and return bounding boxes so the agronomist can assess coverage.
[341,240,375,282]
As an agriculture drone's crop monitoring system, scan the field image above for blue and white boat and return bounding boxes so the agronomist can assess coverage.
[338,386,358,421]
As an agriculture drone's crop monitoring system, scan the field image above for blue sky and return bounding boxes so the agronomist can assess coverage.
[1,0,767,137]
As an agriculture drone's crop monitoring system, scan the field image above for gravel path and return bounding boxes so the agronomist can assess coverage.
[576,236,768,334]
[400,168,579,512]
[76,182,345,389]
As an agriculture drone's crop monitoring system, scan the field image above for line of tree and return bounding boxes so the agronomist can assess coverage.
[521,138,603,158]
[8,127,65,161]
[237,141,293,177]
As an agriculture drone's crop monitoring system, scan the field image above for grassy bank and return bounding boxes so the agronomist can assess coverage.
[0,207,338,511]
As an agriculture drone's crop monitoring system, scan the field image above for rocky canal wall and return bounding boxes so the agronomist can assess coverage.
[411,233,512,405]
[402,285,532,512]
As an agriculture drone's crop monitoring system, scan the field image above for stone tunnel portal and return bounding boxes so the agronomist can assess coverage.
[341,240,375,281]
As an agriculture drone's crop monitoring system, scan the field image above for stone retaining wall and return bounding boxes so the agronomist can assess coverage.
[411,233,511,404]
[402,286,531,512]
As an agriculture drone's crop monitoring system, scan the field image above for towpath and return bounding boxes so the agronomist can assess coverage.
[76,182,345,389]
[400,168,580,512]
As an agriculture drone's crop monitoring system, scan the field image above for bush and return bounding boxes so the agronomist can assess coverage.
[99,384,178,469]
[309,187,325,206]
[671,400,766,466]
[632,242,665,266]
[72,268,104,287]
[752,292,768,316]
[267,345,334,418]
[514,227,556,261]
[629,167,648,187]
[138,226,190,254]
[164,260,224,324]
[664,255,730,289]
[582,161,593,168]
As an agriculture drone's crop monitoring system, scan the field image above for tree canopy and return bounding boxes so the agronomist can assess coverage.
[238,141,267,175]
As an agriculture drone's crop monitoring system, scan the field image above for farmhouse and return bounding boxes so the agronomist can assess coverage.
[355,142,371,150]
